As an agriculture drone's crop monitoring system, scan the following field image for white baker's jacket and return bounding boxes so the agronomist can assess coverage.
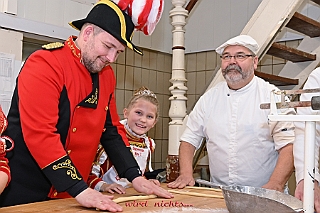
[294,67,320,184]
[181,76,295,187]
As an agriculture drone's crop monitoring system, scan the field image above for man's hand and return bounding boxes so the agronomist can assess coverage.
[75,188,122,212]
[295,179,320,213]
[132,176,173,199]
[261,180,284,192]
[148,178,161,186]
[262,144,294,193]
[167,174,195,189]
[101,182,126,194]
[167,142,196,189]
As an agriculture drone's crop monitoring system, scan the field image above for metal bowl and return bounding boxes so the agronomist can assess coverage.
[221,185,303,213]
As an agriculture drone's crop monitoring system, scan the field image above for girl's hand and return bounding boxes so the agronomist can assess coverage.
[101,182,126,194]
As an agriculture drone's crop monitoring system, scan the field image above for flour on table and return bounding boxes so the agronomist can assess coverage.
[141,207,229,213]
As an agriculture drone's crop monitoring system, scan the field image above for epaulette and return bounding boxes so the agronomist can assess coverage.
[42,42,64,50]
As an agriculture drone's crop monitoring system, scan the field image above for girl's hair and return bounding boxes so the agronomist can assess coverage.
[126,86,160,120]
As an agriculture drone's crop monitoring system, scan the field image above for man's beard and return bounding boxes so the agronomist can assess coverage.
[222,64,253,85]
[81,40,106,74]
[82,54,104,74]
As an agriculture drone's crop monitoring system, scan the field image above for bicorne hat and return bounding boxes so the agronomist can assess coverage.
[69,0,143,55]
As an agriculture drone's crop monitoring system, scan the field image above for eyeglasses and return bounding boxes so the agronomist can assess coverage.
[220,54,253,61]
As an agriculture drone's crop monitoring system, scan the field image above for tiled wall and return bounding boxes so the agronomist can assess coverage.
[185,52,221,113]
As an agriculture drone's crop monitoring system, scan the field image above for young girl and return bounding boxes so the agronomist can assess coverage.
[88,87,160,194]
[0,106,14,194]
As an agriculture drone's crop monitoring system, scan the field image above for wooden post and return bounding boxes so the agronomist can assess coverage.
[166,0,188,182]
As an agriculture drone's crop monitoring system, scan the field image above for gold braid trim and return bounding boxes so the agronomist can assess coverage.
[85,88,98,104]
[52,159,82,180]
[67,37,81,58]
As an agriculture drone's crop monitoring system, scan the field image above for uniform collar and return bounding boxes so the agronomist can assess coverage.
[66,36,100,109]
[228,76,256,94]
[120,119,148,142]
[66,36,81,60]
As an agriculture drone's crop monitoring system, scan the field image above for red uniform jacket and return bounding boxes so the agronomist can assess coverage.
[0,36,141,207]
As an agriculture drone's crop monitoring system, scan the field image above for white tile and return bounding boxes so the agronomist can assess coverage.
[126,48,134,66]
[155,119,162,139]
[141,68,150,88]
[149,52,157,70]
[196,71,206,94]
[134,51,142,67]
[125,66,134,90]
[206,51,216,70]
[156,72,164,94]
[156,94,164,117]
[156,53,165,72]
[186,72,196,94]
[186,53,197,72]
[117,49,126,65]
[164,54,172,73]
[141,51,150,68]
[162,94,170,118]
[115,89,125,116]
[196,52,206,71]
[148,70,157,92]
[116,64,125,89]
[133,67,142,90]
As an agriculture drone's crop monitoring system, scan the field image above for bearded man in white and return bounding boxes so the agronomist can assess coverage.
[168,35,295,193]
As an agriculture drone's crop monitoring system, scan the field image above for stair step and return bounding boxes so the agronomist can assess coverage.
[286,12,320,37]
[311,0,320,6]
[255,71,299,86]
[266,42,316,62]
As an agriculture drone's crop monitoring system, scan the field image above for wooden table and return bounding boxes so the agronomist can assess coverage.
[1,184,229,212]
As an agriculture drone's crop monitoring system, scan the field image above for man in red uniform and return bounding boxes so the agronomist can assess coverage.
[0,0,172,211]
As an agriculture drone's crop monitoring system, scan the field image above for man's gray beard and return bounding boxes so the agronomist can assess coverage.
[222,64,251,85]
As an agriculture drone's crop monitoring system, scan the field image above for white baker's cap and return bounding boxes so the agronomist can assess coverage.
[215,35,259,55]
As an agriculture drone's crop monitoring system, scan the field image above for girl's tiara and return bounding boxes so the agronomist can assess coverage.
[134,87,157,98]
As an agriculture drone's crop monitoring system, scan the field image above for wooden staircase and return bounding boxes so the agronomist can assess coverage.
[205,0,320,91]
[260,1,320,87]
